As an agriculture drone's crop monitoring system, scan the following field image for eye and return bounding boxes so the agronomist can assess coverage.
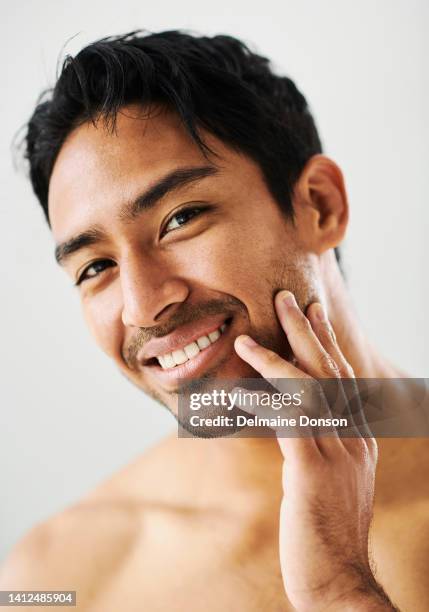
[163,206,204,236]
[76,259,116,286]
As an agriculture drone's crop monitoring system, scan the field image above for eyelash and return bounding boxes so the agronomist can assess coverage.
[75,259,116,286]
[160,205,205,238]
[76,205,206,285]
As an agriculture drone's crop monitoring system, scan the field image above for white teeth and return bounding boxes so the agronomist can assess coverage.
[156,323,227,369]
[164,354,175,368]
[197,335,211,349]
[208,329,221,342]
[184,342,200,358]
[172,349,188,365]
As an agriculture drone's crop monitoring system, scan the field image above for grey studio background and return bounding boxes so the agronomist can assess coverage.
[1,0,428,559]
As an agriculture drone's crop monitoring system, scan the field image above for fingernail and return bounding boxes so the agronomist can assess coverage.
[279,290,295,308]
[236,335,257,348]
[314,303,327,322]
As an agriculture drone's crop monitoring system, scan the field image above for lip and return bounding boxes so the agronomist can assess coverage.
[137,313,230,365]
[140,318,234,390]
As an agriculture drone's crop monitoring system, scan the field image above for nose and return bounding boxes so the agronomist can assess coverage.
[120,253,190,328]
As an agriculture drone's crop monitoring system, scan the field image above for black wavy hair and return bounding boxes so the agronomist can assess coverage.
[24,29,324,236]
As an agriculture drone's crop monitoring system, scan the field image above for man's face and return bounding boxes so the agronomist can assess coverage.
[49,105,320,414]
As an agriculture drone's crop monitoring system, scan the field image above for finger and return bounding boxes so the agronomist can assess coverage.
[231,384,320,425]
[341,378,377,444]
[234,334,311,380]
[274,291,340,379]
[234,334,347,455]
[306,303,354,379]
[231,386,306,435]
[307,303,375,445]
[231,386,322,458]
[273,294,348,450]
[305,302,361,442]
[251,381,346,462]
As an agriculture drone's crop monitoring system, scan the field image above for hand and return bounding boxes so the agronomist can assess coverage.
[234,290,398,611]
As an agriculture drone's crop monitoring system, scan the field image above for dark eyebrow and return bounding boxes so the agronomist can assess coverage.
[54,165,219,266]
[119,165,219,221]
[55,166,219,265]
[55,227,107,265]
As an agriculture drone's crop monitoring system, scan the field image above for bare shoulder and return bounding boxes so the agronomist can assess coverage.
[0,434,203,610]
[0,440,174,590]
[0,498,142,594]
[0,434,182,593]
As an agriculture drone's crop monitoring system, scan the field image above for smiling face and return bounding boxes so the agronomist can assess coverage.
[49,104,322,414]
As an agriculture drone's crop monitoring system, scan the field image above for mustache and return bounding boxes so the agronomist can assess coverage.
[123,296,244,368]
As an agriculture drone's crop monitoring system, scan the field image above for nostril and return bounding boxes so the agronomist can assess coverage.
[154,302,183,323]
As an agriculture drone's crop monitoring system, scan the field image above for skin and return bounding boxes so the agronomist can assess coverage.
[1,104,429,611]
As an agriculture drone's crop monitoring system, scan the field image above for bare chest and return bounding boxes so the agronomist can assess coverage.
[80,501,429,612]
[85,514,293,612]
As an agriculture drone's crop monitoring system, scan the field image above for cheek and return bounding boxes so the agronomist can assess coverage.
[81,290,124,362]
[175,218,287,298]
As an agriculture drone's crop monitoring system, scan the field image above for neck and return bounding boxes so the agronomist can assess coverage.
[192,435,284,511]
[319,250,399,378]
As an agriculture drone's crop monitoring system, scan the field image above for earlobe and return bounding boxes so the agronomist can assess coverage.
[293,155,349,254]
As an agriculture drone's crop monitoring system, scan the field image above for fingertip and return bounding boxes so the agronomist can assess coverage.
[275,290,296,309]
[234,334,258,351]
[307,302,327,324]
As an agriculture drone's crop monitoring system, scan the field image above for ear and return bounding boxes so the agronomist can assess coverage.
[292,155,349,255]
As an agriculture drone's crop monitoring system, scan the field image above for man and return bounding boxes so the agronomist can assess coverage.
[1,30,428,611]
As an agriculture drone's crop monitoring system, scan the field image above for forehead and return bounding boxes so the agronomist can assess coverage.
[48,105,228,241]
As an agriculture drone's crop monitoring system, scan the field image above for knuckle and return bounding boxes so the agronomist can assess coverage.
[318,353,340,377]
[338,363,355,379]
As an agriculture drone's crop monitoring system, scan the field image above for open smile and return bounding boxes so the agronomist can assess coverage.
[156,322,227,368]
[139,316,234,389]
